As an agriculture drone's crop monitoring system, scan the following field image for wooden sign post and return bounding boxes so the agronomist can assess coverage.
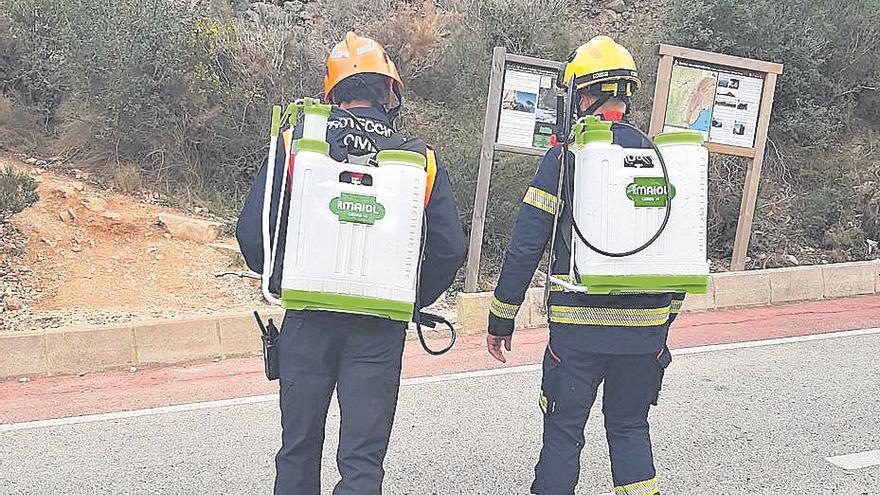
[649,44,783,271]
[463,47,564,292]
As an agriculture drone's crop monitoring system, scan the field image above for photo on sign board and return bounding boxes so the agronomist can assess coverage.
[718,76,741,90]
[733,122,746,135]
[535,86,558,123]
[712,119,723,128]
[532,122,554,149]
[502,89,537,113]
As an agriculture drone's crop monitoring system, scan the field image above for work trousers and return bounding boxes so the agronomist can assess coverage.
[273,310,406,495]
[530,325,672,495]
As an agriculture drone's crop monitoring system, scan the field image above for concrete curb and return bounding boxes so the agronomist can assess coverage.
[1,260,878,380]
[0,309,283,380]
[455,260,880,335]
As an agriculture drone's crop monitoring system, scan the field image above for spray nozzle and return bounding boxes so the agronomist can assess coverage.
[270,106,283,138]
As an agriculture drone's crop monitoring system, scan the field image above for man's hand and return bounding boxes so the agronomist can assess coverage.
[487,334,513,363]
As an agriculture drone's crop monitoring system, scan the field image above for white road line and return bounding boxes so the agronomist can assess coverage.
[0,395,278,433]
[672,327,880,355]
[402,364,541,386]
[2,327,879,433]
[826,449,880,470]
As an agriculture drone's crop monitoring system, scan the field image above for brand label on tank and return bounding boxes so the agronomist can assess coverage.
[626,177,676,207]
[329,193,386,224]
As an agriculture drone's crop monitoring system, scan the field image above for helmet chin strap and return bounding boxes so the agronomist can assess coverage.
[578,92,631,123]
[385,82,403,127]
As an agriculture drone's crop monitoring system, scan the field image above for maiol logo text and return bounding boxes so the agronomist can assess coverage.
[329,193,386,225]
[626,177,676,208]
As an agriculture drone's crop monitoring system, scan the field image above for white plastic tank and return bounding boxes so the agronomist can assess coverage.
[569,117,709,294]
[280,144,427,321]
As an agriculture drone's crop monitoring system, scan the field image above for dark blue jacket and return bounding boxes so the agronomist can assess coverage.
[488,124,684,354]
[236,106,467,308]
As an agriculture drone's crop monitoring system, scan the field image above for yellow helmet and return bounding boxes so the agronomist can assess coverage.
[561,36,641,97]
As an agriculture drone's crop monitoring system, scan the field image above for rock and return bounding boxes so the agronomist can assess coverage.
[77,371,87,377]
[209,242,242,255]
[23,157,39,165]
[71,244,82,253]
[50,184,78,199]
[102,211,122,221]
[59,208,77,223]
[72,182,85,192]
[785,254,800,266]
[18,377,30,383]
[157,213,221,244]
[163,233,172,239]
[4,297,23,311]
[130,366,138,373]
[154,254,165,260]
[81,197,108,213]
[606,0,627,13]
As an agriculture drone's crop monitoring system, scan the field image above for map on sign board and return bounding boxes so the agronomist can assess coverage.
[496,63,560,150]
[664,59,765,149]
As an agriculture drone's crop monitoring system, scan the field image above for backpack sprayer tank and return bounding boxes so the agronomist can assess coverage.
[249,98,454,365]
[554,116,709,294]
[266,99,428,321]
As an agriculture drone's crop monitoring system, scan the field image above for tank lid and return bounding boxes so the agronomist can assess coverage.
[376,150,426,168]
[575,116,613,144]
[303,98,332,118]
[581,130,614,144]
[295,138,330,155]
[653,131,704,146]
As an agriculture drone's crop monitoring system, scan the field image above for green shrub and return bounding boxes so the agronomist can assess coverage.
[663,0,880,264]
[0,166,38,218]
[664,0,880,144]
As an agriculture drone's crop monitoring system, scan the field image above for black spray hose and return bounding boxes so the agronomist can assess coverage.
[564,121,673,258]
[412,217,457,355]
[414,312,457,356]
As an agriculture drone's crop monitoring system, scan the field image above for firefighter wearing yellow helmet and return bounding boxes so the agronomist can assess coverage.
[486,36,682,495]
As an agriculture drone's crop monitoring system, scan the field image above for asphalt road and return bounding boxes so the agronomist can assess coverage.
[2,332,879,494]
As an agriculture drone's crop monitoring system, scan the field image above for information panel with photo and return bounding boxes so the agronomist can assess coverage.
[496,63,560,150]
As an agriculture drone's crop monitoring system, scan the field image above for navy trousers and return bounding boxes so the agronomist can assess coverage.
[531,326,671,495]
[273,310,406,495]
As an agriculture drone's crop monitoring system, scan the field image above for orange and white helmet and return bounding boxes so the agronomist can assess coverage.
[324,32,404,104]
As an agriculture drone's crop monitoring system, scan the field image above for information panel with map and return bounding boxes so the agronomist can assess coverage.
[663,59,766,149]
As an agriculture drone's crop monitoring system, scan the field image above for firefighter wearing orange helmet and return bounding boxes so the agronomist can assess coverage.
[235,32,466,495]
